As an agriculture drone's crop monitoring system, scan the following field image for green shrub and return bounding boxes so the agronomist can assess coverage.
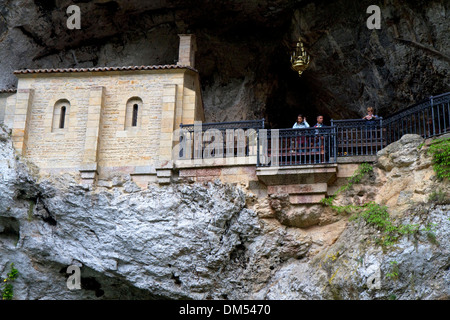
[428,189,450,205]
[427,137,450,180]
[1,263,19,300]
[385,261,399,280]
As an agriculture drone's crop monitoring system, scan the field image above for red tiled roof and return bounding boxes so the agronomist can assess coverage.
[14,64,197,74]
[0,88,17,93]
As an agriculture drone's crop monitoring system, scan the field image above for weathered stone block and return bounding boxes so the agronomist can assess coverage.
[80,171,96,179]
[268,183,327,195]
[179,169,197,177]
[133,166,156,175]
[157,177,171,185]
[196,168,221,177]
[79,163,98,172]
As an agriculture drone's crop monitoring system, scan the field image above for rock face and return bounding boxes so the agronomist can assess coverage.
[0,0,449,127]
[0,125,313,299]
[1,124,449,299]
[375,134,444,216]
[262,134,450,300]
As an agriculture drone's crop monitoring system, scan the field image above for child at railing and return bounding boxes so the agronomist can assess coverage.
[362,107,378,120]
[363,107,379,141]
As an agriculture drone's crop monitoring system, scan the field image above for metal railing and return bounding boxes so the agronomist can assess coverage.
[178,119,264,160]
[177,92,450,167]
[329,92,450,158]
[384,93,450,144]
[180,119,264,132]
[257,127,336,166]
[331,118,385,157]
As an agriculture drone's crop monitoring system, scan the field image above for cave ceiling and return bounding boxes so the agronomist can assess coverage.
[0,0,448,127]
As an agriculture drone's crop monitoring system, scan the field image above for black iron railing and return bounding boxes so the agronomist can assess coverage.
[331,118,385,157]
[257,127,336,166]
[177,92,450,166]
[384,92,450,144]
[178,119,264,160]
[328,93,450,158]
[180,119,265,132]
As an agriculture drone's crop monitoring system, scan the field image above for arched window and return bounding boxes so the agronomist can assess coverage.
[52,99,70,131]
[125,97,143,129]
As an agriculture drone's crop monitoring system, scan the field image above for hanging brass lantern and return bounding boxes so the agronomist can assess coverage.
[290,38,310,76]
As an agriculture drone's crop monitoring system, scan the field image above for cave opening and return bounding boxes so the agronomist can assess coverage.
[264,45,331,130]
[0,217,20,245]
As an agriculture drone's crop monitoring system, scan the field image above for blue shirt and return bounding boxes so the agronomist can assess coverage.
[293,121,310,129]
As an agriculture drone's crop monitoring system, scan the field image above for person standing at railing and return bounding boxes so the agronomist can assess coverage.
[313,115,324,129]
[362,107,379,142]
[292,114,310,128]
[291,114,310,153]
[312,115,325,161]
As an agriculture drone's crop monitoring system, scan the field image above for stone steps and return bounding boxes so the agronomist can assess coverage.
[257,164,338,205]
[267,183,328,204]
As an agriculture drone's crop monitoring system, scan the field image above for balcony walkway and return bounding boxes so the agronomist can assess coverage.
[175,92,450,203]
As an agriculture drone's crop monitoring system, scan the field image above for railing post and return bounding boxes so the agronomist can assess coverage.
[333,126,337,162]
[330,119,335,157]
[430,95,436,136]
[380,118,383,149]
[179,122,183,159]
[257,128,260,166]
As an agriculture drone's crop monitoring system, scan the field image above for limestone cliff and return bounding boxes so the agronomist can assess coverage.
[0,124,449,300]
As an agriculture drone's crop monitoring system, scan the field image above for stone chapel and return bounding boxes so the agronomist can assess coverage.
[0,34,205,186]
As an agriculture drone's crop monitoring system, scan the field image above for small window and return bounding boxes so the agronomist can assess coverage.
[52,99,70,131]
[59,106,66,128]
[132,104,138,127]
[125,97,143,129]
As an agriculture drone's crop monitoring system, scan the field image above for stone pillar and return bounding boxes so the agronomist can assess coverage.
[177,34,197,68]
[11,89,34,156]
[159,84,177,162]
[80,86,104,185]
[0,95,6,124]
[3,93,17,130]
[181,85,196,125]
[156,84,177,184]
